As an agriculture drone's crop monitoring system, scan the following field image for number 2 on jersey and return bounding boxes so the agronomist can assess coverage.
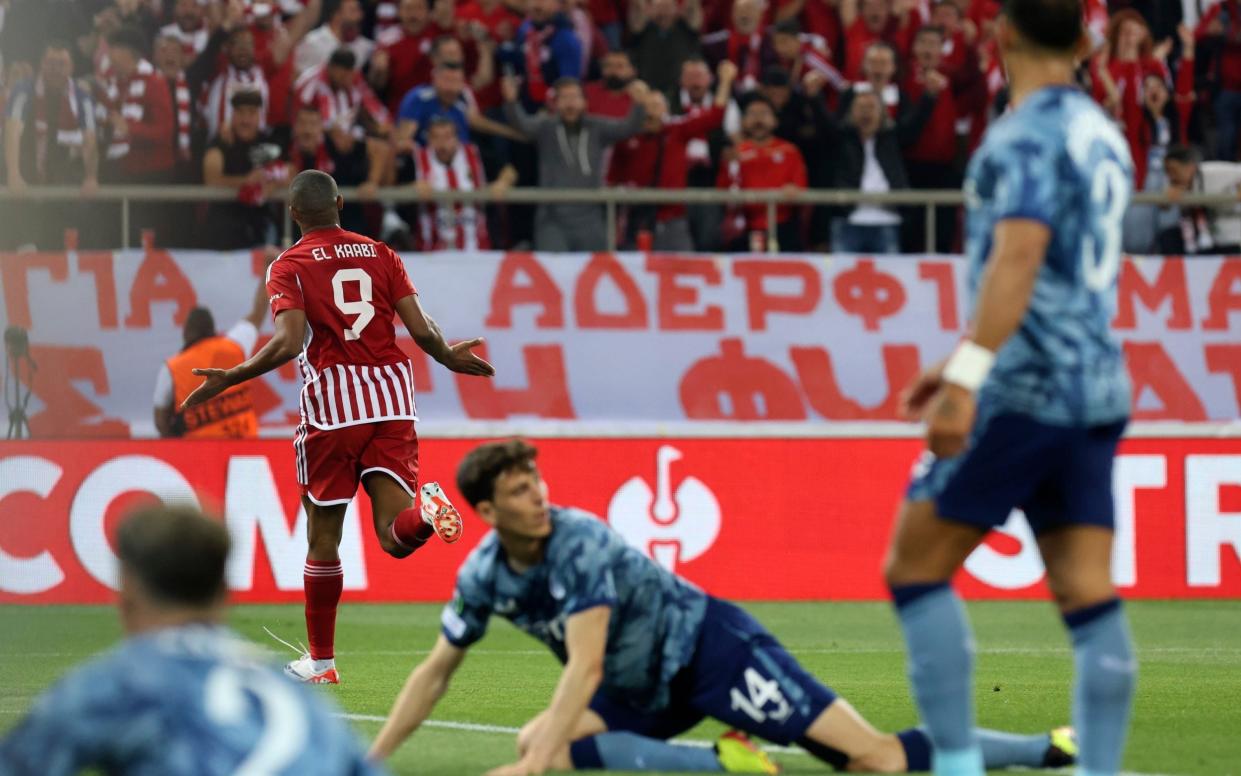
[332,268,375,341]
[204,666,308,775]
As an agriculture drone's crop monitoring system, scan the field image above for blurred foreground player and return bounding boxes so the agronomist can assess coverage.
[884,1,1136,775]
[0,505,383,776]
[183,170,494,684]
[369,440,1076,775]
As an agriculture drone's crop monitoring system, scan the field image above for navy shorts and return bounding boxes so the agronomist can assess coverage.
[906,410,1127,533]
[588,598,836,745]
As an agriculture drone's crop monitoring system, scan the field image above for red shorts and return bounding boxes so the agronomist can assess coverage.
[294,420,420,506]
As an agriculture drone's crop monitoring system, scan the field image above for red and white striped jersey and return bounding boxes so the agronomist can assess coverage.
[412,142,491,251]
[294,64,390,132]
[372,0,401,39]
[267,226,419,430]
[158,22,209,58]
[202,64,269,138]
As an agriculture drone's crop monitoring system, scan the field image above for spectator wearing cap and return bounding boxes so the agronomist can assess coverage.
[901,24,955,252]
[585,49,636,117]
[628,0,703,100]
[97,26,175,185]
[295,0,374,75]
[839,0,918,81]
[609,60,737,250]
[369,0,444,116]
[503,74,648,251]
[499,0,583,109]
[702,0,776,92]
[410,115,517,250]
[202,89,284,249]
[829,85,932,253]
[717,94,808,252]
[288,102,389,234]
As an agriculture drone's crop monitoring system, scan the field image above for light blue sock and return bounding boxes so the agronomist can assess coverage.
[891,583,983,776]
[976,728,1050,768]
[1066,600,1136,776]
[569,733,722,772]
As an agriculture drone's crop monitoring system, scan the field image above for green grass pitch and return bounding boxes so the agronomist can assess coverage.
[2,601,1239,775]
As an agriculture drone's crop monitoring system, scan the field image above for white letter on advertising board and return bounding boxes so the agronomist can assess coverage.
[0,456,65,594]
[224,456,367,591]
[1112,455,1167,587]
[1186,455,1241,587]
[70,456,200,589]
[963,510,1044,590]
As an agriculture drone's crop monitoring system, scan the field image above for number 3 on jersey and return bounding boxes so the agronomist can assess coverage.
[1082,157,1127,292]
[332,268,375,341]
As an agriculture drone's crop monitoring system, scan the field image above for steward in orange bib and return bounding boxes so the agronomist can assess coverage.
[153,257,272,438]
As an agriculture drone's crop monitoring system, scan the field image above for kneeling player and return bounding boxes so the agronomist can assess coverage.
[369,440,1076,774]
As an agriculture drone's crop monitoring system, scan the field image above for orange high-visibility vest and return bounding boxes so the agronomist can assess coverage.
[168,336,258,438]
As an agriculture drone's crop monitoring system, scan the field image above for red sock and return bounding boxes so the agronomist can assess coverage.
[304,559,343,661]
[390,507,435,550]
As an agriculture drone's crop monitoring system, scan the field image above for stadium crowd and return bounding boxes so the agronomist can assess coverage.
[1,0,1239,253]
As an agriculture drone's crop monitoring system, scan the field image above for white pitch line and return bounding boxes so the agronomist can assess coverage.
[339,714,806,755]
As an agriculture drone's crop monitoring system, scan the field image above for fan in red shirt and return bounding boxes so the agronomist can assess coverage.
[717,94,808,251]
[840,0,918,80]
[901,25,955,251]
[182,170,494,685]
[585,49,637,117]
[610,60,738,249]
[368,0,445,115]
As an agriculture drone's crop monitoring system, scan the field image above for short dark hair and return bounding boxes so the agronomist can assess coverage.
[431,35,462,58]
[1165,143,1200,166]
[108,26,149,56]
[772,18,800,35]
[328,47,357,70]
[603,48,633,62]
[116,505,230,607]
[1002,0,1083,53]
[457,439,539,507]
[864,39,898,60]
[744,94,777,114]
[915,24,945,40]
[552,76,582,93]
[290,169,340,214]
[681,55,709,68]
[44,38,74,56]
[230,89,264,109]
[183,306,216,346]
[426,114,458,133]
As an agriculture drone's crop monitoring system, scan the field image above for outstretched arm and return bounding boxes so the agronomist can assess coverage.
[369,636,468,761]
[486,606,610,776]
[180,309,306,409]
[395,294,495,376]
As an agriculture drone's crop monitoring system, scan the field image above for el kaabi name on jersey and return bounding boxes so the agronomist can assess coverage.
[310,244,379,261]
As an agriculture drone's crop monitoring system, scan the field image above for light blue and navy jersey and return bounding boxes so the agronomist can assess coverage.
[0,625,383,776]
[964,86,1133,426]
[442,508,708,712]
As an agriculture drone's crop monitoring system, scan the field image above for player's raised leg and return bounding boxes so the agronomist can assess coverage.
[360,419,462,556]
[884,498,988,775]
[1038,525,1135,776]
[289,495,348,684]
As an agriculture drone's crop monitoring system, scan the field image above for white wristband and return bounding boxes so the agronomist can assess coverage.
[942,341,995,393]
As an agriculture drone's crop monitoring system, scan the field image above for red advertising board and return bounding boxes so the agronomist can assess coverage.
[1,437,1239,604]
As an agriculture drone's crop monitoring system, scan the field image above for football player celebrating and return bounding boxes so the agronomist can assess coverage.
[183,170,494,684]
